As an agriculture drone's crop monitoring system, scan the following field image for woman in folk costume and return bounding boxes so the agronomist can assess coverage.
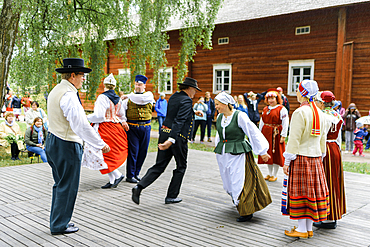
[85,74,129,189]
[214,92,272,222]
[258,89,289,182]
[314,91,346,229]
[283,80,330,239]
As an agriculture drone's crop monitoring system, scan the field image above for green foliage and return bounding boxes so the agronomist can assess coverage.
[343,161,370,175]
[3,133,23,146]
[6,0,223,98]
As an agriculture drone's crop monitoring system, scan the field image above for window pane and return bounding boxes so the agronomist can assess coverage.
[224,85,229,91]
[217,70,222,77]
[293,68,300,76]
[224,70,229,77]
[303,68,311,75]
[303,76,310,80]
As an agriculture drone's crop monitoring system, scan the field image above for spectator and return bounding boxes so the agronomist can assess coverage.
[25,101,48,128]
[342,103,361,152]
[4,91,13,112]
[243,91,266,126]
[25,117,48,162]
[155,92,168,134]
[353,122,368,156]
[11,94,22,121]
[0,112,24,160]
[234,95,248,115]
[21,92,32,113]
[191,96,208,144]
[204,91,215,142]
[277,87,290,114]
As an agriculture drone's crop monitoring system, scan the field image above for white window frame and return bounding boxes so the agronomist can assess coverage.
[79,73,90,92]
[218,37,229,45]
[295,26,311,35]
[287,59,315,96]
[158,67,173,94]
[213,64,232,94]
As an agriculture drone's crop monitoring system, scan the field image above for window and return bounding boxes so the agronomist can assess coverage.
[117,68,131,93]
[158,67,173,94]
[218,37,229,45]
[213,64,232,94]
[162,44,170,50]
[287,60,315,96]
[295,26,310,35]
[79,73,90,92]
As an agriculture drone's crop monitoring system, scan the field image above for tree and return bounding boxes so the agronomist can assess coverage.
[1,0,223,106]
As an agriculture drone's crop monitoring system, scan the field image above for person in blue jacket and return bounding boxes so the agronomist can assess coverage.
[155,92,168,134]
[353,122,368,156]
[234,95,248,115]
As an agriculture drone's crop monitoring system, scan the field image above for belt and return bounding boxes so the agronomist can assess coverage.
[264,123,282,153]
[127,119,151,126]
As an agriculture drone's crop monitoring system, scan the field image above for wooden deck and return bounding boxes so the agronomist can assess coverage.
[0,149,370,246]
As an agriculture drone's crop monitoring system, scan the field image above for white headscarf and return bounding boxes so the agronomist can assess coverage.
[215,92,236,105]
[103,73,117,86]
[299,79,319,101]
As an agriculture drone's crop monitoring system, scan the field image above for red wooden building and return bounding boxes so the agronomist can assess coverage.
[83,0,370,116]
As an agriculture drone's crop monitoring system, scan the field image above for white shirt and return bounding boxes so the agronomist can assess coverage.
[60,91,106,149]
[87,94,126,123]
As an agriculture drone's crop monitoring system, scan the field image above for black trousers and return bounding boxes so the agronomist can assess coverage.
[138,131,188,198]
[192,120,206,141]
[11,143,19,158]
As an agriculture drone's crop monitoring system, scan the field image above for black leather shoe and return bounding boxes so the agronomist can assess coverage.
[112,175,125,188]
[237,214,253,222]
[68,223,74,227]
[11,157,16,161]
[313,221,337,229]
[126,177,138,183]
[165,197,182,204]
[135,176,141,181]
[51,226,79,235]
[132,185,142,205]
[101,182,113,189]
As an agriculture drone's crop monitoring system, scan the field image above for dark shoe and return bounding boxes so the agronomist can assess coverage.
[101,182,113,189]
[112,175,125,188]
[165,197,182,204]
[68,223,74,227]
[11,157,16,161]
[237,214,253,222]
[135,176,141,181]
[15,157,21,160]
[208,138,212,142]
[51,226,79,235]
[126,177,138,183]
[313,221,337,229]
[132,185,142,205]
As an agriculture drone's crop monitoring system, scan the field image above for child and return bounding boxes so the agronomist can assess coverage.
[353,122,368,156]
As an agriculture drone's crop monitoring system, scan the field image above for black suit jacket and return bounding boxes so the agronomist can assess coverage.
[163,91,194,141]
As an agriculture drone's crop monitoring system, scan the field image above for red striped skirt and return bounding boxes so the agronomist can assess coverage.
[287,155,330,222]
[323,142,346,220]
[98,122,128,174]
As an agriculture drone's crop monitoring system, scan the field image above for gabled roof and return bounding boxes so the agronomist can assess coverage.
[166,0,369,30]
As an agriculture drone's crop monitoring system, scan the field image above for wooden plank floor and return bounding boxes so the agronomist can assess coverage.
[1,149,370,246]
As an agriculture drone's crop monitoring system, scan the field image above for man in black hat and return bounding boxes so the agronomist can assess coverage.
[132,77,202,205]
[45,58,110,235]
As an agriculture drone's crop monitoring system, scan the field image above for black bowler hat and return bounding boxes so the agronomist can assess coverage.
[55,58,92,73]
[177,77,201,91]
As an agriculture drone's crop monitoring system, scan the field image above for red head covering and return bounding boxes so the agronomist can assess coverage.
[321,91,335,103]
